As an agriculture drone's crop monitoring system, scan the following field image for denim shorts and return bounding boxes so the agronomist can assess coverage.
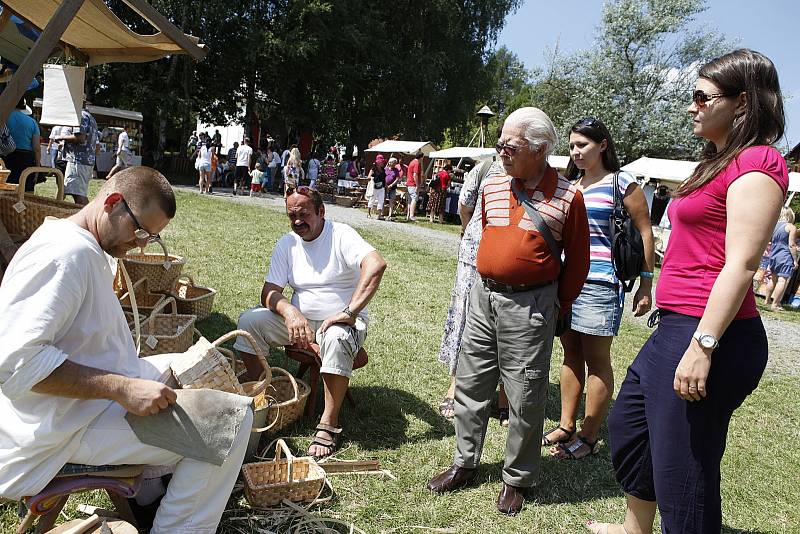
[570,281,623,337]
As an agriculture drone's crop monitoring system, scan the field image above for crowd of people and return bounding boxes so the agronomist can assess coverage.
[0,48,794,534]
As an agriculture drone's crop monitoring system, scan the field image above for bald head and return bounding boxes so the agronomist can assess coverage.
[98,167,176,219]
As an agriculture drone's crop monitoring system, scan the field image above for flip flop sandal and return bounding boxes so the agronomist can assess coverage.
[498,408,510,428]
[557,435,600,460]
[308,423,343,460]
[439,397,455,420]
[585,520,629,534]
[541,425,575,447]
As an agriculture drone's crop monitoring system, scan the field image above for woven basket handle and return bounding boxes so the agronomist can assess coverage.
[118,277,147,302]
[176,274,196,288]
[273,438,294,483]
[249,367,299,432]
[211,330,271,385]
[145,296,177,332]
[133,238,171,261]
[17,167,65,201]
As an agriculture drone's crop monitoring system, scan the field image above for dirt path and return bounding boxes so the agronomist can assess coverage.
[181,186,799,377]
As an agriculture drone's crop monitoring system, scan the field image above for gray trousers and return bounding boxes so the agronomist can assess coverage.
[453,280,557,487]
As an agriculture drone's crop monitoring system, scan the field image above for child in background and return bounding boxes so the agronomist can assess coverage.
[250,163,264,197]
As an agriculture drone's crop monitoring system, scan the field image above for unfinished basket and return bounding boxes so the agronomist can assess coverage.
[264,367,309,434]
[119,278,166,316]
[121,240,185,293]
[0,168,79,239]
[171,329,271,396]
[166,275,217,320]
[242,439,326,508]
[137,297,196,357]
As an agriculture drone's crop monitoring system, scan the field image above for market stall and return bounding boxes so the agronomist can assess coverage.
[32,99,144,172]
[428,146,495,216]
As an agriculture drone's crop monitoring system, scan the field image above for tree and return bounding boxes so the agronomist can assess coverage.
[552,0,731,162]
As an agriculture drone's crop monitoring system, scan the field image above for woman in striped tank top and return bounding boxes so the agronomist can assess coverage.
[543,118,655,460]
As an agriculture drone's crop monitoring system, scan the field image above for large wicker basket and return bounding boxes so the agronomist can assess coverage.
[121,240,185,293]
[166,275,217,320]
[264,368,309,434]
[137,297,196,357]
[242,439,326,508]
[171,330,272,396]
[119,278,166,316]
[0,167,79,239]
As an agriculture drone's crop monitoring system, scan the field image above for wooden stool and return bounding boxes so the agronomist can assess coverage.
[17,464,142,534]
[284,343,368,417]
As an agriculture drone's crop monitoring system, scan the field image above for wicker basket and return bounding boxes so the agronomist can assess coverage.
[242,439,326,508]
[166,275,217,321]
[0,167,79,239]
[171,329,272,396]
[121,240,185,293]
[334,195,359,207]
[264,367,309,434]
[137,297,196,357]
[119,278,166,316]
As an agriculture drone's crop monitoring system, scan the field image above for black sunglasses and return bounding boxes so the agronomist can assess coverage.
[121,198,161,244]
[286,185,312,196]
[495,141,525,156]
[575,117,601,128]
[692,89,733,106]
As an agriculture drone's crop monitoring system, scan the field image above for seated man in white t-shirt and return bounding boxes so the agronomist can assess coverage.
[234,187,386,459]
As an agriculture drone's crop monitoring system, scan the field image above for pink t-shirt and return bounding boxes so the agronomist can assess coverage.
[656,146,788,320]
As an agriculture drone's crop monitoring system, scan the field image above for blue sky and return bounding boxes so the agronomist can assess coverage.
[497,0,799,151]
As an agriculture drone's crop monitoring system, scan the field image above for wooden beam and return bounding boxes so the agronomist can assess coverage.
[0,8,12,32]
[120,0,207,61]
[0,0,86,125]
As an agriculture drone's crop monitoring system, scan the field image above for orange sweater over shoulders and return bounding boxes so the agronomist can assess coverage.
[476,166,589,311]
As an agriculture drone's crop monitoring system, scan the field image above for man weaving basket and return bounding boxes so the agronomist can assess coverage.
[0,167,252,533]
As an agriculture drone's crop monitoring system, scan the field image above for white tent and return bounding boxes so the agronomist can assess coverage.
[428,147,495,160]
[364,140,436,155]
[621,156,698,184]
[548,155,570,171]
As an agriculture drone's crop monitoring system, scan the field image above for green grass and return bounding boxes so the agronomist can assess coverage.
[2,179,799,533]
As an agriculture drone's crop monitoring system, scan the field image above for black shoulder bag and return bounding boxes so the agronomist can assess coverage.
[510,179,570,337]
[611,171,645,292]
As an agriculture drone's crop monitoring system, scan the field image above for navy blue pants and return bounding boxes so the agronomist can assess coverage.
[608,310,767,533]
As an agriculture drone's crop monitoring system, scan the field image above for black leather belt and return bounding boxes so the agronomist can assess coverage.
[481,277,553,294]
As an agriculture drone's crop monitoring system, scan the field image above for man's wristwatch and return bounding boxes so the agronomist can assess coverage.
[692,331,719,350]
[342,306,357,320]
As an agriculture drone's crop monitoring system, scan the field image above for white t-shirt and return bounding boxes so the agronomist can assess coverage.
[266,220,375,320]
[236,144,253,168]
[117,130,130,153]
[308,158,320,180]
[198,145,213,165]
[0,219,152,498]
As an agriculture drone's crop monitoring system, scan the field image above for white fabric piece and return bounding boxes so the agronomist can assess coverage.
[265,220,375,320]
[40,65,84,127]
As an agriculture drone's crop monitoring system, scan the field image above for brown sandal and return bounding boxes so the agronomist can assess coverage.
[308,423,343,459]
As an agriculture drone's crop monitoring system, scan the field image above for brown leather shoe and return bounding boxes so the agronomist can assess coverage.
[496,482,525,515]
[425,464,476,493]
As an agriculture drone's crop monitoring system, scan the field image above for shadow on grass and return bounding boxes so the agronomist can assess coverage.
[194,312,239,342]
[721,528,770,534]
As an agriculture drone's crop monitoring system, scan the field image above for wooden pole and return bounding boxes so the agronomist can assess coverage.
[121,0,207,61]
[0,0,86,125]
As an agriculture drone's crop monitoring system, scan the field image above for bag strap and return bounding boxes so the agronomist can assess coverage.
[510,178,562,270]
[475,159,493,190]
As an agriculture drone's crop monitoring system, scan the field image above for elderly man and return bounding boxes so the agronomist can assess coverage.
[426,107,590,515]
[0,168,252,533]
[235,186,386,459]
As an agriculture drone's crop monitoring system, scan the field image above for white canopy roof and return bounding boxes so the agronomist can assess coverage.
[789,172,800,193]
[621,156,698,184]
[33,98,143,121]
[548,155,570,170]
[428,147,496,160]
[364,140,436,155]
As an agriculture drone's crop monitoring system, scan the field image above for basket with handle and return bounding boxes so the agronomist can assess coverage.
[121,240,185,293]
[242,439,326,508]
[171,329,271,397]
[119,277,166,316]
[263,367,309,434]
[165,275,217,321]
[0,167,79,239]
[137,297,196,357]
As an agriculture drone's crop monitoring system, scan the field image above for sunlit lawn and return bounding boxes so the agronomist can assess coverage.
[2,178,798,533]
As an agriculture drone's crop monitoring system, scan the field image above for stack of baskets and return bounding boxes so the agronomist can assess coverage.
[136,297,196,357]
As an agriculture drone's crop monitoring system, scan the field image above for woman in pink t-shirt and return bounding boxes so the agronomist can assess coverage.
[589,49,788,534]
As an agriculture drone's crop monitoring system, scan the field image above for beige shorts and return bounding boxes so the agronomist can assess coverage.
[233,307,368,378]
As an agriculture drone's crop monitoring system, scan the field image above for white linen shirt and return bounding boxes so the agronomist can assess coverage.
[0,219,142,499]
[266,220,375,321]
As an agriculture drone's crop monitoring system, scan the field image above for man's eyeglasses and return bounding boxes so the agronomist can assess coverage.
[692,90,732,107]
[286,185,311,196]
[495,141,524,156]
[121,198,161,243]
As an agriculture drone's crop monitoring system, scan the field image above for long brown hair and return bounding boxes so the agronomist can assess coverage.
[675,49,785,197]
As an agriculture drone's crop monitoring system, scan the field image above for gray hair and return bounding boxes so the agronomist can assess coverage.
[504,107,557,157]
